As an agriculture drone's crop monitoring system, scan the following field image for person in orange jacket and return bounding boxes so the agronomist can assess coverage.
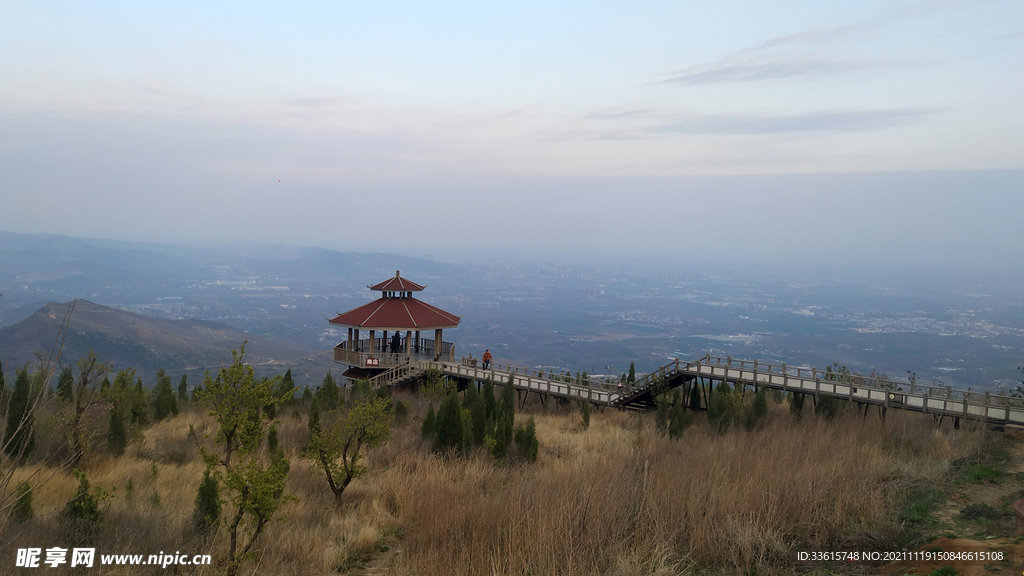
[482,349,492,369]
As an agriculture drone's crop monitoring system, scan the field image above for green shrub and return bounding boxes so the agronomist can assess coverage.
[745,388,768,430]
[12,481,33,523]
[421,403,436,437]
[814,395,846,421]
[393,399,410,425]
[513,418,539,462]
[61,470,109,545]
[668,402,690,439]
[107,407,128,456]
[707,382,738,433]
[192,468,221,532]
[433,393,464,454]
[688,382,701,411]
[655,396,669,432]
[789,392,806,419]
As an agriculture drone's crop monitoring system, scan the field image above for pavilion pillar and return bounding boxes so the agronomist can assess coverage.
[406,330,412,361]
[415,330,421,352]
[434,328,442,361]
[354,329,360,351]
[382,330,388,352]
[369,330,375,353]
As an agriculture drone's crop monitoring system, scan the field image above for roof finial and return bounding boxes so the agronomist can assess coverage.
[396,270,400,277]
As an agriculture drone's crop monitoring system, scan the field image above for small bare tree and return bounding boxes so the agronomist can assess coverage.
[63,350,112,468]
[306,396,391,504]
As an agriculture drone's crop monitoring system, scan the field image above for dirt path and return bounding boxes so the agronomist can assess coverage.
[359,544,402,576]
[883,428,1024,576]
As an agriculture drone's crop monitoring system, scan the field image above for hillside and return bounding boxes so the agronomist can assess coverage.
[0,300,335,383]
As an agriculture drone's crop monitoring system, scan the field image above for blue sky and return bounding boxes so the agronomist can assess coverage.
[1,0,1022,272]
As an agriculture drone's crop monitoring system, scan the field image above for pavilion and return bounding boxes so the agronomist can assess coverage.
[328,270,461,380]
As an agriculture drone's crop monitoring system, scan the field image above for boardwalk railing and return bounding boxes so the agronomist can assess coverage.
[445,362,617,405]
[364,352,1024,426]
[689,355,1024,426]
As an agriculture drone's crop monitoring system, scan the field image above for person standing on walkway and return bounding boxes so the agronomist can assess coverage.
[482,349,492,370]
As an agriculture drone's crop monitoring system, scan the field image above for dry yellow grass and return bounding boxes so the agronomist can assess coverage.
[2,397,988,575]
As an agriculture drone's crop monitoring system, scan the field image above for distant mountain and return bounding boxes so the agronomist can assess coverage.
[0,300,332,384]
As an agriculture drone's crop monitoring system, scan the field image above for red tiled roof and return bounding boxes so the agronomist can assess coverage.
[329,297,460,330]
[369,270,425,292]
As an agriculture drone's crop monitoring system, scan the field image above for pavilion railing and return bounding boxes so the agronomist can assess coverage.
[334,338,455,366]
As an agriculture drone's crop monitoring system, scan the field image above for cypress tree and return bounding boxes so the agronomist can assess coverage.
[493,376,516,459]
[421,403,436,437]
[0,360,8,410]
[463,379,479,409]
[177,374,188,404]
[61,470,106,545]
[655,395,670,432]
[13,480,33,523]
[470,388,487,445]
[492,417,509,459]
[57,365,74,403]
[581,397,591,431]
[4,367,36,461]
[267,425,280,459]
[668,400,689,439]
[152,368,177,420]
[790,392,805,420]
[393,399,410,425]
[481,378,496,421]
[514,417,539,462]
[278,369,296,404]
[484,415,495,444]
[192,468,221,532]
[319,371,339,411]
[627,362,636,384]
[707,381,733,433]
[689,381,702,411]
[108,407,128,456]
[462,414,475,448]
[307,399,321,443]
[748,388,768,429]
[131,378,149,425]
[433,392,464,454]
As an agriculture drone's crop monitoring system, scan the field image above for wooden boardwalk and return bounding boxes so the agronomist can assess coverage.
[367,354,1024,427]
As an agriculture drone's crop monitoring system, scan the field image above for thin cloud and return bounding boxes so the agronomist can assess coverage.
[583,107,660,120]
[659,57,895,85]
[647,108,939,135]
[750,24,865,51]
[657,0,981,85]
[280,96,354,108]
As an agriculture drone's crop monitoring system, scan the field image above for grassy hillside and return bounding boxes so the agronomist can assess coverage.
[5,385,1015,575]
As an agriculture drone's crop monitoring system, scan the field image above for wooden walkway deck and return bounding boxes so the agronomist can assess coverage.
[367,354,1024,427]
